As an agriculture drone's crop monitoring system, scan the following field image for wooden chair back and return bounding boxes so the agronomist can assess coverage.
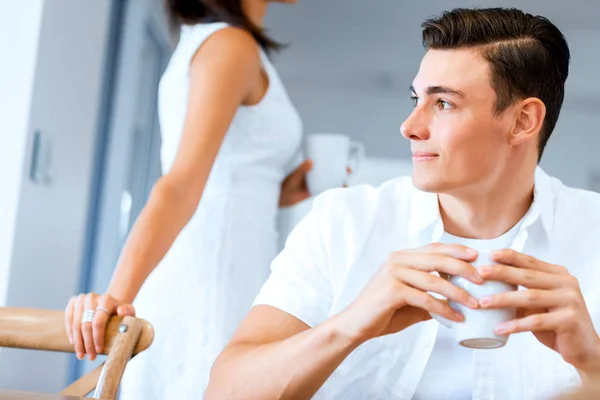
[0,308,153,399]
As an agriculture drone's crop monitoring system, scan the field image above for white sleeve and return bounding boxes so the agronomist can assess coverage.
[253,195,333,328]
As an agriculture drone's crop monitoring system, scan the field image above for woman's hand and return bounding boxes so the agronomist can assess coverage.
[64,293,135,360]
[279,160,313,207]
[279,161,354,207]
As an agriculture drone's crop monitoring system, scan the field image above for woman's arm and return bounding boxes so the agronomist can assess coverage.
[106,27,262,302]
[65,27,264,361]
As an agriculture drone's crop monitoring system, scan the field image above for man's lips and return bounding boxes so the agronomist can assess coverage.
[412,152,439,161]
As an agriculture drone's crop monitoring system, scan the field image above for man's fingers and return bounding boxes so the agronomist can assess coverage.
[401,286,464,323]
[389,252,483,284]
[495,309,567,335]
[397,267,479,309]
[491,249,567,275]
[478,264,565,289]
[479,288,568,309]
[405,243,479,262]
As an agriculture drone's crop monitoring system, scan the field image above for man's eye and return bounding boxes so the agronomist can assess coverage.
[411,96,419,107]
[437,99,453,110]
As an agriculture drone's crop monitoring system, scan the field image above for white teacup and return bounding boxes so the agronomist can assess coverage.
[304,134,365,195]
[430,251,517,349]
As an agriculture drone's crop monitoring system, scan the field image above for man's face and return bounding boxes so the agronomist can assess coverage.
[401,48,517,195]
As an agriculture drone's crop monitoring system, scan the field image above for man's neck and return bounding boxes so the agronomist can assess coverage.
[438,170,535,239]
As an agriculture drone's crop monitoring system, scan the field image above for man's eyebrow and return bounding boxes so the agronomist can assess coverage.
[409,85,466,98]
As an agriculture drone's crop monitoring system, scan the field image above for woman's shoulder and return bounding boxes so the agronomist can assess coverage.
[179,22,260,65]
[181,22,257,49]
[167,22,261,77]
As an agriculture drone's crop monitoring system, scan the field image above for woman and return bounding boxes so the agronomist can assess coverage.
[64,0,308,397]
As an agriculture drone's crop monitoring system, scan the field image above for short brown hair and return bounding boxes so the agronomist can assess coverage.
[422,8,570,161]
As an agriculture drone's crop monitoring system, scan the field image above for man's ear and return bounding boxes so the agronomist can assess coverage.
[510,97,546,146]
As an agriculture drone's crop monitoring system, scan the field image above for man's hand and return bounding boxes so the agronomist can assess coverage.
[477,249,600,378]
[335,243,483,345]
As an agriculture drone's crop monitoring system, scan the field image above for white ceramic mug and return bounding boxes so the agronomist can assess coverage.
[304,134,365,195]
[430,251,517,349]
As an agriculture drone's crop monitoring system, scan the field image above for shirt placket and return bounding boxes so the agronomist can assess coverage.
[393,221,445,399]
[393,323,438,399]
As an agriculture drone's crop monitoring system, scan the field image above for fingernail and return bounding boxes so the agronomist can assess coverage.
[76,353,83,360]
[96,347,101,353]
[495,323,508,334]
[467,249,478,257]
[491,250,502,259]
[68,338,73,345]
[473,272,484,283]
[468,296,479,308]
[454,311,465,321]
[478,265,491,275]
[480,296,492,307]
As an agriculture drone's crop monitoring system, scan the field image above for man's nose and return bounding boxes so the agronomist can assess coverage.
[400,107,430,141]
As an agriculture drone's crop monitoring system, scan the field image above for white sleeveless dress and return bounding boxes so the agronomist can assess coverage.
[119,22,303,399]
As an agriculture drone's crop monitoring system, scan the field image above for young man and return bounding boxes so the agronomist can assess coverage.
[206,8,600,399]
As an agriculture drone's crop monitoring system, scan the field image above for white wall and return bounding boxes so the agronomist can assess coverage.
[540,28,600,189]
[541,109,600,190]
[0,1,45,308]
[0,0,112,392]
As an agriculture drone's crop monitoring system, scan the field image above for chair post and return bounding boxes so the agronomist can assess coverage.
[92,316,143,400]
[60,363,105,397]
[0,308,153,398]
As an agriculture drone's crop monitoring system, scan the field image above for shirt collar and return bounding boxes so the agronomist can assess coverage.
[407,167,556,238]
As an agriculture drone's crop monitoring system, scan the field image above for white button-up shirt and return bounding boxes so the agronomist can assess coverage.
[254,168,600,399]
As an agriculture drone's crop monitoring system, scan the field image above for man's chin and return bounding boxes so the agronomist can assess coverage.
[411,173,442,193]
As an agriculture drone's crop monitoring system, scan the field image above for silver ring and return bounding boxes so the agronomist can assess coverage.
[95,306,110,315]
[81,310,96,324]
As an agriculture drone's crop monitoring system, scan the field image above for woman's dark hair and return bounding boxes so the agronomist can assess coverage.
[422,8,570,161]
[166,0,281,52]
